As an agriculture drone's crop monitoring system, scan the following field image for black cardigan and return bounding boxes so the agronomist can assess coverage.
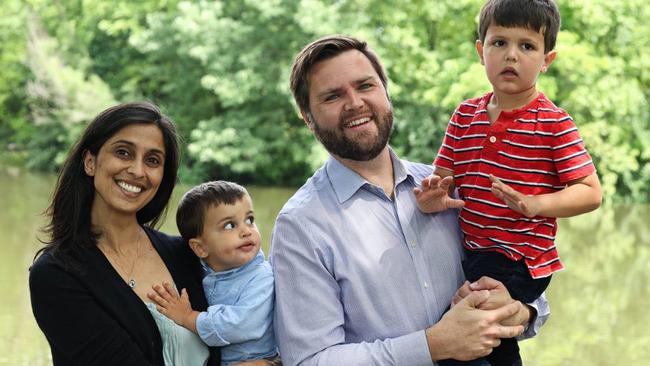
[29,227,220,365]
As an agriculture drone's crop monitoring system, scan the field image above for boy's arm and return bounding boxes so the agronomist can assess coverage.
[414,167,465,213]
[196,269,275,347]
[148,282,200,333]
[490,172,602,218]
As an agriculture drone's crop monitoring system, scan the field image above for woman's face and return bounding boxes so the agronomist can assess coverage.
[83,123,166,220]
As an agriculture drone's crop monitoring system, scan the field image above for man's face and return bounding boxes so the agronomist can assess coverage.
[303,50,393,161]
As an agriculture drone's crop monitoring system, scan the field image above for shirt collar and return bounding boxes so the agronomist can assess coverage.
[326,147,413,204]
[201,250,264,277]
[479,91,549,111]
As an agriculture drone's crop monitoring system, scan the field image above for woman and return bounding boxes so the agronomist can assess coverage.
[29,102,225,365]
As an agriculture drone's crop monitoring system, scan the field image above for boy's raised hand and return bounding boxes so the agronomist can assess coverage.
[414,174,465,213]
[147,282,199,333]
[489,175,539,218]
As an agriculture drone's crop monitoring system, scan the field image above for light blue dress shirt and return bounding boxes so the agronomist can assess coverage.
[196,250,278,365]
[270,148,549,366]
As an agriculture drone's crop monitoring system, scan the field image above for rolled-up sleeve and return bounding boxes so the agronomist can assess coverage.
[196,271,275,347]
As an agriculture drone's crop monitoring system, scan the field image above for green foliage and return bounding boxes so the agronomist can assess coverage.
[1,0,649,201]
[0,1,30,150]
[23,12,115,170]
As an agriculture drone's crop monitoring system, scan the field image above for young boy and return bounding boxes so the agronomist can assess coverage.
[148,180,280,366]
[414,0,601,365]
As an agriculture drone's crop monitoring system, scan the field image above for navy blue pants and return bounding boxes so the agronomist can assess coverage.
[439,250,551,366]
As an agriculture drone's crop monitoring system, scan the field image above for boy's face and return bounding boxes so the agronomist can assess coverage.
[476,25,556,99]
[189,194,261,272]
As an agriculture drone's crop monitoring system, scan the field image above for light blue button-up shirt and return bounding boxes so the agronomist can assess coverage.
[196,251,278,365]
[270,149,548,366]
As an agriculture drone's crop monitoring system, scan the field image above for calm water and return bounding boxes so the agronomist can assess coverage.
[1,172,649,365]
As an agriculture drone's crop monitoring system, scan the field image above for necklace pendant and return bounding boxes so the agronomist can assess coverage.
[128,279,136,288]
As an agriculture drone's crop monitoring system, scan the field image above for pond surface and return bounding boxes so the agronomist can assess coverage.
[1,172,648,365]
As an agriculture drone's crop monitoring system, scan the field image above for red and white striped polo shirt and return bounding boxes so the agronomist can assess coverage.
[434,92,596,278]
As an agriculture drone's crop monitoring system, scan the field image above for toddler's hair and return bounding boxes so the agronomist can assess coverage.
[479,0,560,53]
[176,180,248,241]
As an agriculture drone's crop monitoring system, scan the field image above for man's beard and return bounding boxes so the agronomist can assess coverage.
[310,108,393,162]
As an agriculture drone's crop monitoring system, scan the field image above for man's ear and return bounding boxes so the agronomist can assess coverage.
[188,238,208,259]
[301,110,315,131]
[476,40,485,65]
[82,150,96,176]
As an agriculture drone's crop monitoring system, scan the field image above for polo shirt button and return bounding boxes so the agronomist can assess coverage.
[489,136,497,143]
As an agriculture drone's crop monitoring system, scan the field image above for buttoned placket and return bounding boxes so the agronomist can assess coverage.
[392,178,438,322]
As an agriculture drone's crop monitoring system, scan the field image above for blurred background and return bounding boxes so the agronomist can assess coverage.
[1,0,648,365]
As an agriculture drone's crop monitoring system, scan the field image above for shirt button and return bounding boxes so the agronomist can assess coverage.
[410,241,417,248]
[424,282,429,289]
[489,136,497,143]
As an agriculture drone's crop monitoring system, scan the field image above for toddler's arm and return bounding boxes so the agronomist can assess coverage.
[489,172,602,218]
[196,270,275,347]
[148,282,199,333]
[414,167,465,213]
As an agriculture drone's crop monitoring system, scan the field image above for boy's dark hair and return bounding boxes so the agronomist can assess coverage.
[478,0,561,53]
[176,180,248,241]
[290,34,388,114]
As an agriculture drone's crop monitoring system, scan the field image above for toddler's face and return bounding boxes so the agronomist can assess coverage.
[476,25,556,98]
[193,195,261,272]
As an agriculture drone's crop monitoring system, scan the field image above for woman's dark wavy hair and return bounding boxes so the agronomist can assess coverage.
[35,102,180,269]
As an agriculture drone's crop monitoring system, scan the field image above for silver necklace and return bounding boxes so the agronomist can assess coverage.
[101,227,143,289]
[126,228,142,288]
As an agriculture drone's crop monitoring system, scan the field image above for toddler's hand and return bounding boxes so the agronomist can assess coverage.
[414,174,464,213]
[489,175,539,218]
[148,282,198,332]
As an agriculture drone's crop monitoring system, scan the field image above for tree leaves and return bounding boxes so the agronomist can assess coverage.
[2,0,649,201]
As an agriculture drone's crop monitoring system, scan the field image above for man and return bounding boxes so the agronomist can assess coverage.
[270,35,549,366]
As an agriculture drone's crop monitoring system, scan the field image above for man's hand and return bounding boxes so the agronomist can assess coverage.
[426,290,524,361]
[147,282,199,333]
[452,276,532,327]
[489,175,539,218]
[414,174,465,213]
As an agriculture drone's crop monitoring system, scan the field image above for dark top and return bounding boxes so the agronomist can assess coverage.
[29,227,220,365]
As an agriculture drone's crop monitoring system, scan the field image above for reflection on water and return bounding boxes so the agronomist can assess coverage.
[1,172,648,365]
[520,204,650,365]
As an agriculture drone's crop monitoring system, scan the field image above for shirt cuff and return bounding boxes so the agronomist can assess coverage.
[518,292,550,340]
[196,311,230,346]
[393,330,434,366]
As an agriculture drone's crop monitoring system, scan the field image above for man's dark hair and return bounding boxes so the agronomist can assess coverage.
[176,180,248,241]
[289,35,388,114]
[478,0,561,53]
